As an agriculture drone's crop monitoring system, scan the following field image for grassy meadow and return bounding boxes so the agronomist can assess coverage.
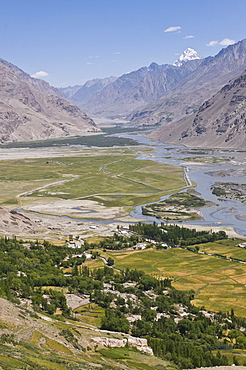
[0,147,187,212]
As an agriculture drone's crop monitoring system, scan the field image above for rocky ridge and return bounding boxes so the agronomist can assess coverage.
[0,206,41,235]
[129,39,246,126]
[0,58,64,99]
[79,59,203,117]
[60,76,117,105]
[150,69,246,149]
[91,336,153,355]
[0,59,98,142]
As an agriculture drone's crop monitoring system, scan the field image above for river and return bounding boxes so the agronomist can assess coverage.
[115,131,246,237]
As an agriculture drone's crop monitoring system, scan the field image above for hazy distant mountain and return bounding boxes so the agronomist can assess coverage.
[79,59,203,117]
[150,69,246,149]
[130,39,246,126]
[60,76,117,105]
[57,85,82,100]
[0,60,98,142]
[173,48,202,67]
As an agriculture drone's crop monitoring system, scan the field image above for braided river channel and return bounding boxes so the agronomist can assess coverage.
[116,131,246,237]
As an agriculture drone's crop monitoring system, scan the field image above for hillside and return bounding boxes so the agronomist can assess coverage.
[0,230,246,369]
[129,39,246,126]
[0,297,167,370]
[150,69,246,149]
[0,59,98,142]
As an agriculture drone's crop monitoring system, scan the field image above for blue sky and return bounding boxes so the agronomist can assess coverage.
[0,0,245,87]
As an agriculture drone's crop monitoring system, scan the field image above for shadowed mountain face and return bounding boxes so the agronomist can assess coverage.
[0,59,98,143]
[150,69,246,149]
[77,59,203,117]
[129,39,246,126]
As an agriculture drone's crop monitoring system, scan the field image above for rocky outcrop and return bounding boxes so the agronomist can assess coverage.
[91,336,153,355]
[0,207,42,235]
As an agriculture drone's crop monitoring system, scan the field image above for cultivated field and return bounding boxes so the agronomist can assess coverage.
[95,242,246,316]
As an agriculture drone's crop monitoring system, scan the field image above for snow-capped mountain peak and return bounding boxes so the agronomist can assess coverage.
[173,48,202,67]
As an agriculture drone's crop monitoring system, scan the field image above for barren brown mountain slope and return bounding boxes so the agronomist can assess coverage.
[0,58,65,98]
[0,60,98,142]
[150,69,246,149]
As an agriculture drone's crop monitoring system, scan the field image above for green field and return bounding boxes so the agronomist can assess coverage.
[183,156,230,163]
[95,243,246,316]
[198,239,246,260]
[0,147,187,213]
[74,303,105,327]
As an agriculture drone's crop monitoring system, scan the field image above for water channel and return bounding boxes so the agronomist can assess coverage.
[116,131,246,237]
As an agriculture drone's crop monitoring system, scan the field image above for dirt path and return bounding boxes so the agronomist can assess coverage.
[98,256,122,273]
[17,175,79,200]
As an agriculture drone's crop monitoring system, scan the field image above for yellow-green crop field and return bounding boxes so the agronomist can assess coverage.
[74,303,105,327]
[95,243,246,316]
[197,239,246,260]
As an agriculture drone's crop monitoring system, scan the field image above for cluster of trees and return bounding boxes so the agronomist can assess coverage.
[148,336,228,369]
[212,186,226,197]
[129,222,227,246]
[61,254,86,268]
[1,235,246,369]
[101,309,130,333]
[32,289,70,316]
[97,233,142,250]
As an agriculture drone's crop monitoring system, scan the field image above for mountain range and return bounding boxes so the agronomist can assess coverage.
[69,58,203,118]
[61,41,246,151]
[1,39,246,148]
[60,76,117,106]
[128,39,246,127]
[0,59,98,143]
[150,69,246,149]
